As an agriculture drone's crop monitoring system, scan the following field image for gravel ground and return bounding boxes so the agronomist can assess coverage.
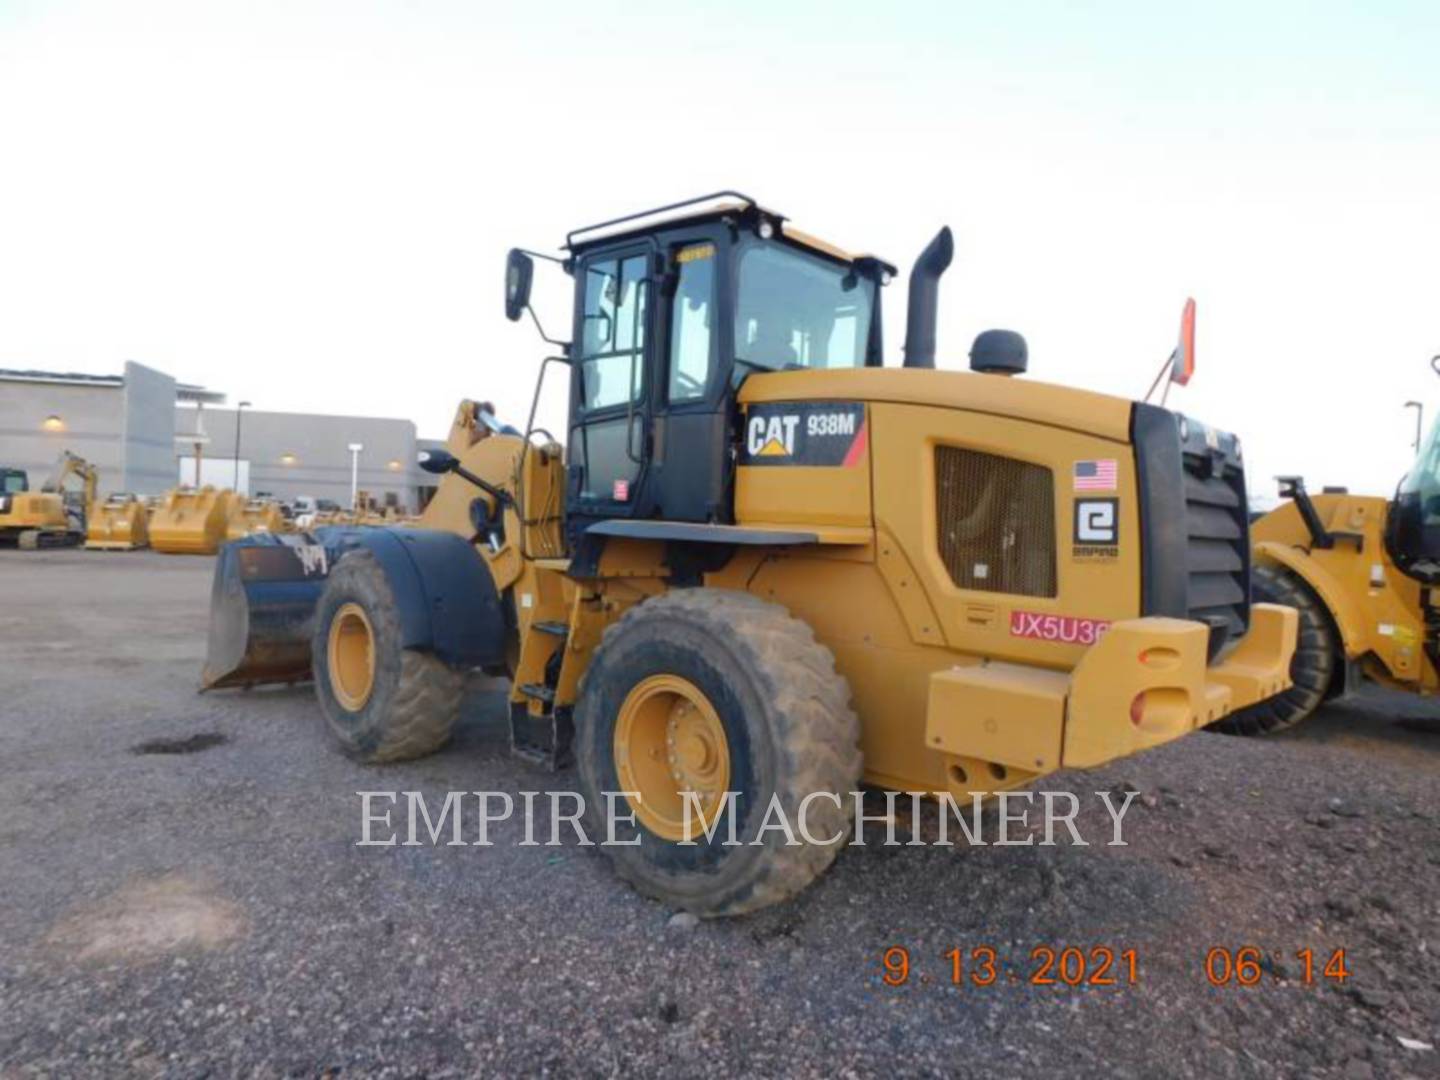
[1,548,1437,1078]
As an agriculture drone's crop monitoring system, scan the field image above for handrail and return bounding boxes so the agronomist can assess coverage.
[564,190,769,250]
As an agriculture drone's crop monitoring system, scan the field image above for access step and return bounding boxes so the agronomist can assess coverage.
[509,701,573,770]
[519,682,555,704]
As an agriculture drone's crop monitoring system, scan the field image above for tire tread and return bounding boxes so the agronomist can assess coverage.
[579,588,862,916]
[313,550,464,763]
[1212,563,1337,736]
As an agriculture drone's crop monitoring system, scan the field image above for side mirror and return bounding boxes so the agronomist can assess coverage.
[505,249,534,322]
[1170,298,1197,386]
[418,449,458,476]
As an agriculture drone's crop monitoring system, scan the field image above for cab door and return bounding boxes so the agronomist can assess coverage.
[651,236,731,523]
[567,246,654,538]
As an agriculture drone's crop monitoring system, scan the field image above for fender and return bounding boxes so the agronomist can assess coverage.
[354,527,508,668]
[1253,540,1365,658]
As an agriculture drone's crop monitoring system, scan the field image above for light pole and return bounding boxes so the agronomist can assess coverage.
[347,443,364,510]
[1406,401,1423,453]
[234,401,251,493]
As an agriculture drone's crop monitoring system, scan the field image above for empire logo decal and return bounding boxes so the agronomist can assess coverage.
[1072,498,1118,560]
[740,402,868,467]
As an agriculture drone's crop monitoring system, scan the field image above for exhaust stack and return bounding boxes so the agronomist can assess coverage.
[902,226,954,369]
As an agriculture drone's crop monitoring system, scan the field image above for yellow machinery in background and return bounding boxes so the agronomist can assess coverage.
[85,493,151,550]
[0,467,71,548]
[205,193,1297,917]
[0,452,95,548]
[226,497,288,542]
[150,486,235,555]
[1219,371,1440,733]
[350,492,413,527]
[1,467,69,547]
[354,491,392,526]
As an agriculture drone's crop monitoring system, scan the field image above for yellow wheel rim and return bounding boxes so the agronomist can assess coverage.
[327,602,376,711]
[614,675,731,842]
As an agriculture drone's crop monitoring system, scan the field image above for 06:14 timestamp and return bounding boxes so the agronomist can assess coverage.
[1204,946,1350,987]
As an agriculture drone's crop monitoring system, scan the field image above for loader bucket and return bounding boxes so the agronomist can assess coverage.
[150,486,236,555]
[85,494,150,550]
[201,528,369,690]
[225,498,288,542]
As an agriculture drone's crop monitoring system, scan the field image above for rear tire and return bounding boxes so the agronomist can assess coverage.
[575,588,862,917]
[1212,563,1338,736]
[311,549,464,762]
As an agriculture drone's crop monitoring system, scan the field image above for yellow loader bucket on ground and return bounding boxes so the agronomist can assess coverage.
[150,487,235,555]
[226,499,288,542]
[85,494,150,550]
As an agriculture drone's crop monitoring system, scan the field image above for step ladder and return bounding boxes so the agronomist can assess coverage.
[509,618,574,769]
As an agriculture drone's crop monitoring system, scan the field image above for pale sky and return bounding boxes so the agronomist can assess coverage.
[2,0,1438,496]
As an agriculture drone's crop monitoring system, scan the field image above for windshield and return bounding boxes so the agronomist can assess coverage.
[1,471,27,494]
[1385,413,1440,577]
[734,243,874,371]
[1399,415,1440,518]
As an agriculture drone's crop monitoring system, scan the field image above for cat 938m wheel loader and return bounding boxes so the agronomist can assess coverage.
[204,192,1296,916]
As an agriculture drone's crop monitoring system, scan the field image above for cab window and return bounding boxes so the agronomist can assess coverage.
[668,243,716,403]
[734,242,874,371]
[1401,416,1440,525]
[579,253,648,411]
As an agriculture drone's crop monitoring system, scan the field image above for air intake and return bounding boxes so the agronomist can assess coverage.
[935,446,1056,598]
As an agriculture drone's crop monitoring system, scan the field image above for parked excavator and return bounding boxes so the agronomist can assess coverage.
[203,192,1296,915]
[0,451,95,548]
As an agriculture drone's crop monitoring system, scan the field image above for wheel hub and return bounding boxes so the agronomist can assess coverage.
[614,675,731,841]
[327,602,376,712]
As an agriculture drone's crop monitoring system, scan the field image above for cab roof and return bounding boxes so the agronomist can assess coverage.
[564,190,893,272]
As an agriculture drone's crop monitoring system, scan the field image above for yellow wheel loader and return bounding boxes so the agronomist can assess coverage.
[1219,401,1440,734]
[0,452,95,549]
[205,192,1296,915]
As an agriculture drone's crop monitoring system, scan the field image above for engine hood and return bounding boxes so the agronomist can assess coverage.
[738,368,1135,444]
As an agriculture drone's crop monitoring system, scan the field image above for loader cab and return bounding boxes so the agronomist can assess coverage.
[1386,415,1440,583]
[559,196,890,549]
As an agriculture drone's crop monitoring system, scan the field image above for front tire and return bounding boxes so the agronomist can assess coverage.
[311,549,464,762]
[575,589,862,917]
[1212,563,1339,736]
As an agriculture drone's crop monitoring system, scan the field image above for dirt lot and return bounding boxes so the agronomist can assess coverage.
[1,549,1437,1078]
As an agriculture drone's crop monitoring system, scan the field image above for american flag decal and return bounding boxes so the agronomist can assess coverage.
[1073,459,1118,491]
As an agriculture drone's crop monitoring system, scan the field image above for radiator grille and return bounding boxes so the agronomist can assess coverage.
[1180,431,1250,657]
[935,446,1056,598]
